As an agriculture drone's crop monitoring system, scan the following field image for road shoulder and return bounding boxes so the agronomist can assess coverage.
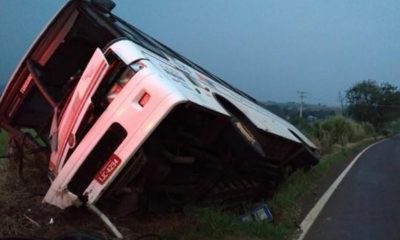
[293,138,384,239]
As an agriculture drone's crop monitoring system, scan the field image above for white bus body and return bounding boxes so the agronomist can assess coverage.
[0,0,318,213]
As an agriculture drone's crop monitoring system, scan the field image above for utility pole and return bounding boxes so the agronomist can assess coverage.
[297,91,306,118]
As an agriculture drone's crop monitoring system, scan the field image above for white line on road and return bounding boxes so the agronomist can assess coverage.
[297,139,387,240]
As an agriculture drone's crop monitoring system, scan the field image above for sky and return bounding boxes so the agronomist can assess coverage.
[1,0,399,106]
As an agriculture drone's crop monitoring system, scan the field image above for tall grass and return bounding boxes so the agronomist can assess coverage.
[294,116,374,153]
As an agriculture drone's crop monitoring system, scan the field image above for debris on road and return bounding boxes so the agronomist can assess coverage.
[239,203,273,223]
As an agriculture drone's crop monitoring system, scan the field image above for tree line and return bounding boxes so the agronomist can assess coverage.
[345,80,400,130]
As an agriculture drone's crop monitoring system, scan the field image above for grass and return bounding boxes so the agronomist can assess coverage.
[167,138,378,240]
[293,116,374,154]
[0,130,7,157]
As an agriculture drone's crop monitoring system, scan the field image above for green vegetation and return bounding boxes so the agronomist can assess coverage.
[292,115,374,154]
[384,118,400,136]
[346,80,400,129]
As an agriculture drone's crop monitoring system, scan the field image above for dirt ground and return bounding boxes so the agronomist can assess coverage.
[0,155,202,240]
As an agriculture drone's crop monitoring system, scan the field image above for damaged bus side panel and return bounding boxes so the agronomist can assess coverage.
[0,0,318,224]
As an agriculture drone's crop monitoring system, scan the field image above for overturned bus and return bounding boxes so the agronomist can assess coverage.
[0,0,318,236]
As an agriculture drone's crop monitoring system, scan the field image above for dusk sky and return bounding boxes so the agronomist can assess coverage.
[1,0,399,106]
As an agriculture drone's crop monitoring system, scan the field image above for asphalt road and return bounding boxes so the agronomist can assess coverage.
[304,135,400,240]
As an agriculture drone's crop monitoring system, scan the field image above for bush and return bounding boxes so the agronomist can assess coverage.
[384,118,400,136]
[294,116,373,153]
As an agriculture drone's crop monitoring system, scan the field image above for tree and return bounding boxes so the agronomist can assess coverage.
[345,80,400,129]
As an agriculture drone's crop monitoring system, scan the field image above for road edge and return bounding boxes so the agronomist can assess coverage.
[296,138,387,240]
